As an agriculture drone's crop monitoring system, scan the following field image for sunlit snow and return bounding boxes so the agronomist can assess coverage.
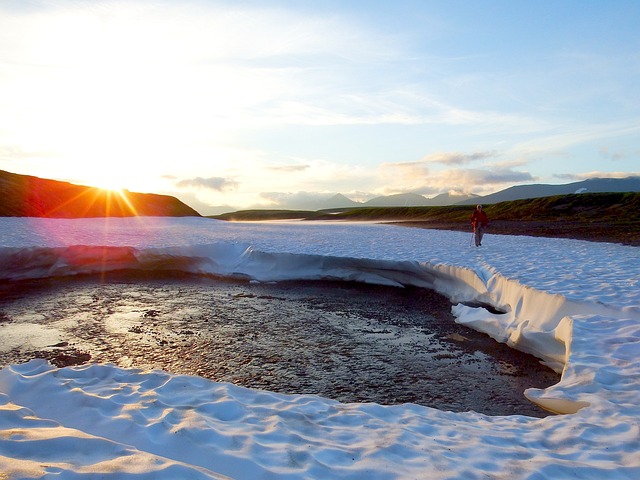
[1,217,639,479]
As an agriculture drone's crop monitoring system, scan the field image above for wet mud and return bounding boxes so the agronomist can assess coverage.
[0,272,559,417]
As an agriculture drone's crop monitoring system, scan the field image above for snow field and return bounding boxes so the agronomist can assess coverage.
[0,217,639,478]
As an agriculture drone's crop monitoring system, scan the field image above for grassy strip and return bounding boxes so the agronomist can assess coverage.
[211,193,640,246]
[213,192,640,224]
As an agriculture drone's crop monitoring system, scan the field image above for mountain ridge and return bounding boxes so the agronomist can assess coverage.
[292,177,640,210]
[456,176,640,205]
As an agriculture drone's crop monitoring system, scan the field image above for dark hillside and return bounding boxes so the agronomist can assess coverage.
[0,170,200,218]
[213,209,322,221]
[392,193,640,246]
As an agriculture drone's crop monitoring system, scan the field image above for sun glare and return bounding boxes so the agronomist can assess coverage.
[99,185,139,217]
[98,186,124,195]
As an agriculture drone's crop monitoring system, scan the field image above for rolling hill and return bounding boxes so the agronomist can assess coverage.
[0,170,200,218]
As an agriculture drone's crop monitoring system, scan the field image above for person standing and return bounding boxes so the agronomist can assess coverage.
[471,205,489,247]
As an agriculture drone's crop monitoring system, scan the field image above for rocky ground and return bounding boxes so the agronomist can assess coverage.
[0,273,559,417]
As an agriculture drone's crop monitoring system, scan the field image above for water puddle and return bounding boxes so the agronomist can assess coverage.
[0,272,559,416]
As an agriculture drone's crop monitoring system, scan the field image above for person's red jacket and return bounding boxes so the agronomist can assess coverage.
[471,209,489,229]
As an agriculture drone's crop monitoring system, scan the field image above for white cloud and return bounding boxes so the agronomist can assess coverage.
[434,168,536,192]
[554,171,640,181]
[381,161,430,177]
[176,177,239,192]
[422,151,500,165]
[266,164,310,173]
[258,191,336,210]
[378,161,536,196]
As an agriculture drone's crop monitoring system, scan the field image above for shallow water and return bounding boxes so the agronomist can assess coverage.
[0,272,559,417]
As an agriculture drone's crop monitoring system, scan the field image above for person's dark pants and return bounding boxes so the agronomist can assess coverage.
[475,227,485,247]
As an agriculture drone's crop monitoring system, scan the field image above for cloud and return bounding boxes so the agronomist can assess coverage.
[437,168,535,190]
[554,171,640,181]
[170,190,235,216]
[512,122,640,159]
[598,148,631,161]
[258,191,336,210]
[381,150,501,180]
[379,151,508,195]
[374,184,440,197]
[487,159,529,169]
[176,177,239,192]
[422,151,500,165]
[381,161,430,177]
[0,145,44,160]
[378,167,536,197]
[266,164,310,173]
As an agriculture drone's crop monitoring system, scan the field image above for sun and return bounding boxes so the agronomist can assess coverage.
[95,184,139,217]
[89,176,127,193]
[98,186,125,196]
[68,157,168,197]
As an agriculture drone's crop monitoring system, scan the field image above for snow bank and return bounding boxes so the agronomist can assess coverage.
[1,217,639,478]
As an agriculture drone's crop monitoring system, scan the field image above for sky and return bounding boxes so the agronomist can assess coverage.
[0,0,639,214]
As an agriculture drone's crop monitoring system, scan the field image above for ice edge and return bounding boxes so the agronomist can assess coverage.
[2,242,639,416]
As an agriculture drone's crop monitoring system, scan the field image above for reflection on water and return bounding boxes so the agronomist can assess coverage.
[0,272,559,417]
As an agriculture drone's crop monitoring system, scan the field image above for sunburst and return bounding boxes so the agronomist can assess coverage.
[37,186,139,218]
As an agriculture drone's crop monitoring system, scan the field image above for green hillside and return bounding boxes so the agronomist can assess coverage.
[212,192,640,246]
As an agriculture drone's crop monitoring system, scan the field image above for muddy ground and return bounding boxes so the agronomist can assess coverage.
[0,272,559,417]
[392,220,640,246]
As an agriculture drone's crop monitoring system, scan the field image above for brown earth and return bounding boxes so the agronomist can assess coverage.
[390,219,640,247]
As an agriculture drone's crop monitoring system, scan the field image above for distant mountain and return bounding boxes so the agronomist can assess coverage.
[313,178,639,211]
[364,193,431,207]
[428,192,479,206]
[362,192,478,207]
[457,176,640,205]
[0,170,201,218]
[320,193,361,209]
